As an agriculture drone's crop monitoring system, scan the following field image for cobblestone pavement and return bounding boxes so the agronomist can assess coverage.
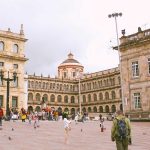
[0,120,150,150]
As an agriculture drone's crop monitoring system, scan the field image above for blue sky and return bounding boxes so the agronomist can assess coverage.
[0,0,150,77]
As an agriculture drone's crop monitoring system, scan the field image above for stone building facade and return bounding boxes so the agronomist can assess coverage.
[0,25,28,113]
[28,53,122,116]
[0,25,150,119]
[118,27,150,119]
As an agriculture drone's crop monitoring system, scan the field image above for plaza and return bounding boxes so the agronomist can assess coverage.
[0,120,150,150]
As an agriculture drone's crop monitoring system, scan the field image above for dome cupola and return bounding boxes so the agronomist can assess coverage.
[58,52,84,79]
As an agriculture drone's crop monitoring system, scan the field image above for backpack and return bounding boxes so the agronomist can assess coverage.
[116,118,127,139]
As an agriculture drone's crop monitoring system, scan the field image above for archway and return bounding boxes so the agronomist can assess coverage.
[35,106,41,112]
[28,106,33,113]
[111,105,116,113]
[105,105,110,113]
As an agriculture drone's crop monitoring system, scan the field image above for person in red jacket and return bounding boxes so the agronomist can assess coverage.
[0,106,4,128]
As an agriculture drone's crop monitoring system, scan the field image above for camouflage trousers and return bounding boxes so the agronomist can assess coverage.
[115,138,129,150]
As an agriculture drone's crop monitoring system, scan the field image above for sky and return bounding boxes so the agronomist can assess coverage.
[0,0,150,77]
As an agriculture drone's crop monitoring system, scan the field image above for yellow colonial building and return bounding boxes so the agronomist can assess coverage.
[0,25,28,113]
[0,25,150,120]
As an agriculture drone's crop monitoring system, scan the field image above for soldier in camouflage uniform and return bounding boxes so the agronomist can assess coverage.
[111,110,131,150]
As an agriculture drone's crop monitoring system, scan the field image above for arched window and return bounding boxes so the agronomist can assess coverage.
[35,106,41,112]
[93,106,97,112]
[64,107,69,113]
[105,105,110,113]
[83,95,86,103]
[50,94,55,102]
[93,93,97,101]
[111,91,116,99]
[13,44,19,53]
[71,96,75,103]
[57,95,62,103]
[99,106,103,113]
[35,81,38,89]
[82,107,86,112]
[105,92,109,100]
[38,82,41,89]
[42,82,45,89]
[0,41,4,51]
[71,108,75,114]
[46,82,49,89]
[58,107,62,113]
[28,93,33,101]
[31,81,34,88]
[64,95,68,103]
[99,93,103,100]
[35,93,41,101]
[111,105,116,113]
[88,107,91,112]
[28,106,33,113]
[88,94,91,102]
[43,94,48,102]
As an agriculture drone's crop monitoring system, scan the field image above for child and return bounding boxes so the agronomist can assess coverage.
[33,112,39,129]
[63,116,71,144]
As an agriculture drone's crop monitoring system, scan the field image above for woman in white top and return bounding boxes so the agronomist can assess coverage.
[63,117,71,144]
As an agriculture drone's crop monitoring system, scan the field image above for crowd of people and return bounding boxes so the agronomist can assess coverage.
[0,106,132,149]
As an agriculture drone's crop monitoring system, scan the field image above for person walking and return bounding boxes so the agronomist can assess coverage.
[0,106,4,129]
[33,112,39,129]
[111,110,131,150]
[63,114,71,144]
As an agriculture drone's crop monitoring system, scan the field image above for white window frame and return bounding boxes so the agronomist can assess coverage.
[0,41,4,51]
[12,96,18,108]
[132,61,139,77]
[13,64,18,69]
[133,93,141,109]
[13,44,19,53]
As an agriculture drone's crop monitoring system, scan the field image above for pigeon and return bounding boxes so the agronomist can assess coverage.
[12,128,14,131]
[8,136,12,140]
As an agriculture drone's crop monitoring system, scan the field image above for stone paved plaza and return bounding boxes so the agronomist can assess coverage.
[0,120,150,150]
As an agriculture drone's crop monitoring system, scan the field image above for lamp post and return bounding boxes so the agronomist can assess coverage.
[108,12,124,113]
[78,77,81,116]
[0,70,17,120]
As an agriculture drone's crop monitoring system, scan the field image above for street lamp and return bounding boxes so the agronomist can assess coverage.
[108,12,124,113]
[0,70,17,120]
[78,77,81,116]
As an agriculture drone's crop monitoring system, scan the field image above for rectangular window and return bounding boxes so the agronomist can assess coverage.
[148,58,150,74]
[12,96,18,108]
[72,72,76,77]
[0,62,4,67]
[132,61,139,77]
[133,93,141,109]
[0,95,3,107]
[13,64,18,69]
[64,72,67,78]
[13,77,18,87]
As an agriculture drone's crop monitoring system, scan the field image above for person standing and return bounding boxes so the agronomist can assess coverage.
[111,110,131,150]
[63,115,71,144]
[0,106,4,129]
